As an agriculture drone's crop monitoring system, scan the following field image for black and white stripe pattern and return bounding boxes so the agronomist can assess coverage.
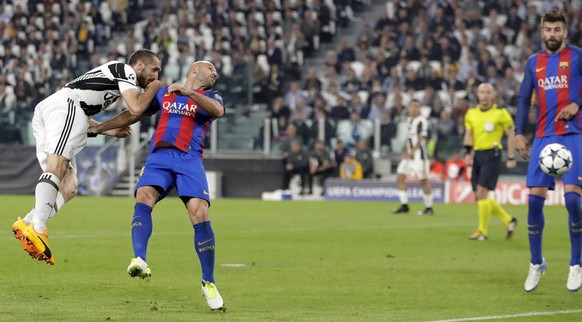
[54,98,76,156]
[65,61,137,116]
[405,115,429,160]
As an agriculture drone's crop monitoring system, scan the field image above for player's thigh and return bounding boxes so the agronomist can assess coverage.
[38,91,88,162]
[134,152,175,198]
[557,134,582,185]
[413,159,430,180]
[175,154,210,205]
[396,159,414,177]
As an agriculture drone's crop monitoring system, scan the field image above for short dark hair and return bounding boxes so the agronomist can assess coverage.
[541,8,567,26]
[128,49,159,66]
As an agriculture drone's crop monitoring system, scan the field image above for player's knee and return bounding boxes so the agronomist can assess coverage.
[135,187,158,205]
[187,199,209,224]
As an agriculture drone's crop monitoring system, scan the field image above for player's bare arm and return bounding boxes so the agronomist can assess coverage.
[463,128,474,166]
[122,80,162,116]
[167,83,225,118]
[89,110,144,134]
[505,126,517,169]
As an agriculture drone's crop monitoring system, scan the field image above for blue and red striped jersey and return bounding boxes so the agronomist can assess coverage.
[146,85,224,156]
[515,44,582,137]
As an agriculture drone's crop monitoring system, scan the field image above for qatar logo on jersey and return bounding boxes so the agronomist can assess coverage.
[538,75,568,90]
[162,101,198,116]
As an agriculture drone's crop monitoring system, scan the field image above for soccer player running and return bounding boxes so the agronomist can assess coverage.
[392,99,434,215]
[464,83,518,241]
[515,9,582,292]
[11,49,162,265]
[93,61,225,310]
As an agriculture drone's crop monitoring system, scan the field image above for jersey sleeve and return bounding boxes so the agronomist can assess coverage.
[418,118,429,137]
[111,63,139,93]
[500,108,514,131]
[464,109,474,130]
[515,56,535,135]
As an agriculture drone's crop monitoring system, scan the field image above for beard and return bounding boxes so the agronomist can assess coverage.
[136,74,149,88]
[544,37,563,52]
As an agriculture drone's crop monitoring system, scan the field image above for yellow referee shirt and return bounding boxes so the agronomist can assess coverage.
[464,104,514,151]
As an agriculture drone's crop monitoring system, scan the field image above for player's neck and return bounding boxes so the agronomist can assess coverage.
[547,44,567,55]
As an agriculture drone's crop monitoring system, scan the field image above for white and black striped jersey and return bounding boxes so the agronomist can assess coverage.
[65,61,139,116]
[404,115,429,160]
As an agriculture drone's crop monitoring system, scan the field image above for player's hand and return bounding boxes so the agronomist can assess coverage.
[506,159,517,169]
[146,79,162,90]
[104,126,132,138]
[515,134,530,160]
[555,102,580,120]
[167,83,191,96]
[464,154,473,166]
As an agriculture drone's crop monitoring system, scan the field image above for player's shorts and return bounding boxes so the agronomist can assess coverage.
[396,158,430,180]
[135,147,210,204]
[32,88,88,171]
[527,134,582,189]
[471,148,501,191]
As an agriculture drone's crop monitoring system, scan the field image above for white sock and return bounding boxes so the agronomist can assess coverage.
[32,172,60,233]
[398,190,409,204]
[24,191,66,224]
[424,193,433,208]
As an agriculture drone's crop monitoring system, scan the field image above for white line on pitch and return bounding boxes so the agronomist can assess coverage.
[429,309,582,322]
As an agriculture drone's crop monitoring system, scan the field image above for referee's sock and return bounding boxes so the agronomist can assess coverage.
[528,194,545,265]
[477,199,491,235]
[565,192,582,266]
[489,198,512,225]
[131,203,153,262]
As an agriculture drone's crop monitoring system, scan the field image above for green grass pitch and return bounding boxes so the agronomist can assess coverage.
[1,195,581,321]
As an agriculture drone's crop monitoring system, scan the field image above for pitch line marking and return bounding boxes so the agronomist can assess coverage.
[429,309,582,322]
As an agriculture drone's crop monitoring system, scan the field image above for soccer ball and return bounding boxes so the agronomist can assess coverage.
[538,143,573,177]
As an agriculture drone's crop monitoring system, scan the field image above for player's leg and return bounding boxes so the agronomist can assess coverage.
[417,159,433,215]
[560,134,582,291]
[393,160,410,214]
[22,164,77,225]
[186,197,223,310]
[176,154,223,310]
[524,137,553,291]
[127,185,159,279]
[14,93,87,264]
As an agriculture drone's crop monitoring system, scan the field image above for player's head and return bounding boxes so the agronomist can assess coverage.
[540,8,568,53]
[128,49,161,88]
[407,99,421,117]
[477,83,496,109]
[189,61,218,90]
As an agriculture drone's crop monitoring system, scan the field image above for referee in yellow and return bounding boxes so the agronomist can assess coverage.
[463,83,518,240]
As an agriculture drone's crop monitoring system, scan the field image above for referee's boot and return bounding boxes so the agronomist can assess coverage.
[392,204,409,214]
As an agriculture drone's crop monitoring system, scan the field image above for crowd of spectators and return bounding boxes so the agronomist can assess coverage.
[0,0,154,143]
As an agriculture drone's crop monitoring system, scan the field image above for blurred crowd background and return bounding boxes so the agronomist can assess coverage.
[1,0,579,188]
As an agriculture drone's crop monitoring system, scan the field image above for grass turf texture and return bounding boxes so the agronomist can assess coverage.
[1,195,581,321]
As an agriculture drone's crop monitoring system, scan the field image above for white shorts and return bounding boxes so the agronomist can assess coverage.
[396,158,430,180]
[32,88,88,171]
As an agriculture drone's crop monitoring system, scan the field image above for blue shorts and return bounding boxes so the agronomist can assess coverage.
[135,147,210,204]
[527,134,582,189]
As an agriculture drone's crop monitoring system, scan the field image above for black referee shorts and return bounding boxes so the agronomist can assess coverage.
[471,148,501,191]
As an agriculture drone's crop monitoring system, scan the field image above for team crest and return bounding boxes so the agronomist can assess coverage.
[559,61,569,69]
